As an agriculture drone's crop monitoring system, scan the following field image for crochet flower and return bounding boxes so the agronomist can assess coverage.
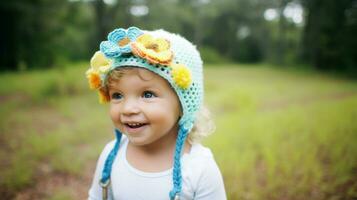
[98,88,110,104]
[171,63,192,89]
[100,27,143,58]
[131,34,173,65]
[86,51,111,89]
[90,51,111,73]
[86,69,101,90]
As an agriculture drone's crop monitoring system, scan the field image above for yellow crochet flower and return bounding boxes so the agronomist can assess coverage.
[171,64,192,89]
[98,65,110,74]
[90,51,111,72]
[86,51,112,90]
[131,34,173,65]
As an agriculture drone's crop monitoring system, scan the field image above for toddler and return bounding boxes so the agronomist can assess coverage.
[86,27,226,200]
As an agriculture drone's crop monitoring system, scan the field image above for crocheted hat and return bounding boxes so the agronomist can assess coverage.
[86,27,203,200]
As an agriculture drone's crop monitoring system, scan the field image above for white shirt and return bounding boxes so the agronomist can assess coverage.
[88,136,227,200]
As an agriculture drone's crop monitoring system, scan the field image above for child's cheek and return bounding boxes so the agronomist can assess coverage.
[109,104,120,123]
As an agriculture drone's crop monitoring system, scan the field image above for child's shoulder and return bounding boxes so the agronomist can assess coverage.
[183,143,223,191]
[184,143,218,170]
[189,143,214,159]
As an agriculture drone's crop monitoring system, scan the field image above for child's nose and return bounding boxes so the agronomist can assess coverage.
[121,98,140,115]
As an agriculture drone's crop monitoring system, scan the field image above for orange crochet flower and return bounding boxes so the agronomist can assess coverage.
[86,69,101,90]
[131,34,173,65]
[98,88,110,104]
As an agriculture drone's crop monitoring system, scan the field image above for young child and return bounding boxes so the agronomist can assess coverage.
[86,27,226,200]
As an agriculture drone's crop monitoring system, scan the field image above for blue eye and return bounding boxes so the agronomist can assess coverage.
[143,91,156,98]
[111,92,123,100]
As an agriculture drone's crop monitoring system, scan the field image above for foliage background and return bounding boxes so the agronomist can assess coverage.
[1,0,356,73]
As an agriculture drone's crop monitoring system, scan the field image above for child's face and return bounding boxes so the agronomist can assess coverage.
[108,68,181,146]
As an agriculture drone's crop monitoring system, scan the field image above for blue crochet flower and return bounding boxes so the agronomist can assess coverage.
[100,27,143,58]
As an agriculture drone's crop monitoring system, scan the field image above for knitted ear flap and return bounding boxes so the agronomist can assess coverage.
[169,124,189,200]
[99,129,123,198]
[169,119,194,200]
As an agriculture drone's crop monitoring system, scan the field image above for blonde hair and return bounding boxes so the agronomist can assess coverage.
[187,105,215,144]
[105,68,215,144]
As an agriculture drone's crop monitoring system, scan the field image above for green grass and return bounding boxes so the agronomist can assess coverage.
[0,63,356,199]
[204,65,357,199]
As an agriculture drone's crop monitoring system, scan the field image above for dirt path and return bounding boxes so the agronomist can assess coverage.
[0,94,95,200]
[15,163,96,200]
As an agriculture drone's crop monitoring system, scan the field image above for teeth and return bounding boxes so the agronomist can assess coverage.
[127,123,142,126]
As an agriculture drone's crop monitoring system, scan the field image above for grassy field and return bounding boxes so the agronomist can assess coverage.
[0,63,356,199]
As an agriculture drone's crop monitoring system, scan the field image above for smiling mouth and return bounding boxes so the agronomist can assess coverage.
[125,123,148,129]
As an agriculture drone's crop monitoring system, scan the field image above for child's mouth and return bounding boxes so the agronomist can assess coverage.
[124,122,148,134]
[125,123,147,128]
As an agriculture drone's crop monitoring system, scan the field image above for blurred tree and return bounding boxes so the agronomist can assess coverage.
[0,0,70,70]
[276,0,290,64]
[91,0,133,47]
[1,0,355,72]
[301,0,357,72]
[203,0,280,63]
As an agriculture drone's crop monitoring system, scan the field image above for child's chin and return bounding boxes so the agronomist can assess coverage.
[127,136,150,146]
